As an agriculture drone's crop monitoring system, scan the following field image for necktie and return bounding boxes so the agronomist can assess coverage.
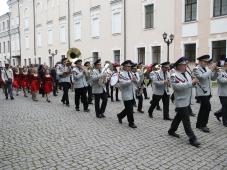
[182,72,188,81]
[163,72,166,80]
[128,72,131,79]
[99,69,101,73]
[202,67,207,72]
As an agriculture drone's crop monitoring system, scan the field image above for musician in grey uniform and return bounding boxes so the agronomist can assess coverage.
[117,60,138,128]
[215,58,227,127]
[168,57,200,147]
[72,59,89,112]
[148,62,172,120]
[84,61,93,104]
[91,59,108,118]
[193,55,217,133]
[132,63,144,113]
[57,58,71,106]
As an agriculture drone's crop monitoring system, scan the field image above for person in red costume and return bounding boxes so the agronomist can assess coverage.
[30,69,40,101]
[13,68,20,96]
[44,69,53,102]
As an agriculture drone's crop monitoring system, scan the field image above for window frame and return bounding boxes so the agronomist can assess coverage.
[213,0,227,17]
[144,4,154,29]
[185,0,197,22]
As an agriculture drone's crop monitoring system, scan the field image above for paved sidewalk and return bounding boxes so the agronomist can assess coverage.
[0,87,226,170]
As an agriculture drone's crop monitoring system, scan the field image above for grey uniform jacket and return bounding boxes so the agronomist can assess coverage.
[56,65,71,83]
[119,71,137,101]
[152,69,171,95]
[72,67,88,89]
[193,65,217,96]
[1,68,14,82]
[91,69,106,94]
[171,71,194,108]
[217,71,227,97]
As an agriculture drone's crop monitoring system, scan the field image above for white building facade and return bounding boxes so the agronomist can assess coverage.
[0,0,227,67]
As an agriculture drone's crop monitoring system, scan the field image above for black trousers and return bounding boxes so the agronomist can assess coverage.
[169,106,196,140]
[220,97,227,126]
[196,96,211,128]
[61,82,71,105]
[143,87,148,99]
[52,80,58,96]
[87,85,93,103]
[148,92,170,119]
[136,94,143,111]
[94,92,108,116]
[75,87,88,110]
[118,100,134,124]
[110,86,119,100]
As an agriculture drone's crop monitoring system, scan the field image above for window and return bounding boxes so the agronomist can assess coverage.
[28,58,31,66]
[13,59,15,66]
[48,29,53,45]
[24,59,27,66]
[25,36,29,49]
[37,32,42,47]
[152,46,161,64]
[138,48,145,64]
[60,25,66,43]
[113,50,120,64]
[24,18,29,29]
[212,40,226,62]
[38,57,41,65]
[61,55,65,59]
[213,0,227,17]
[92,52,99,62]
[184,44,196,62]
[3,42,5,53]
[74,15,81,40]
[8,41,10,52]
[185,0,197,22]
[145,4,154,29]
[91,17,100,37]
[0,43,1,53]
[112,12,121,34]
[3,22,5,30]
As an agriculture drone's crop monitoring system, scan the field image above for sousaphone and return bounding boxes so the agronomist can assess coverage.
[67,48,81,63]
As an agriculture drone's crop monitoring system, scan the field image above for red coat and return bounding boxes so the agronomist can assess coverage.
[21,73,29,88]
[31,74,40,93]
[13,73,20,89]
[44,75,53,94]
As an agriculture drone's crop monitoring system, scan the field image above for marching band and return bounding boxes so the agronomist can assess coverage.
[1,48,227,148]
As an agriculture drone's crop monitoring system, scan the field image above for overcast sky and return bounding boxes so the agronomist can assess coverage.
[0,0,9,16]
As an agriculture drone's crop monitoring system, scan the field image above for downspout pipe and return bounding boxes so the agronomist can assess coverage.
[17,0,22,65]
[68,0,71,49]
[123,0,126,61]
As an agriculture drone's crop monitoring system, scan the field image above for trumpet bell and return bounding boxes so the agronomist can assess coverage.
[67,48,81,63]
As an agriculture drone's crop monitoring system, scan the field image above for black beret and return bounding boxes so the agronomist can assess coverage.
[174,57,187,67]
[152,63,158,68]
[131,63,137,68]
[94,59,101,65]
[74,59,82,64]
[138,62,143,65]
[225,58,227,64]
[160,61,170,67]
[197,55,210,61]
[121,60,133,66]
[84,61,90,66]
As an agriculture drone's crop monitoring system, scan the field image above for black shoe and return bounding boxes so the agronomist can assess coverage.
[198,127,210,133]
[156,107,162,111]
[164,117,173,121]
[129,123,137,128]
[214,113,221,122]
[53,94,58,96]
[66,103,70,107]
[145,97,150,100]
[148,113,153,118]
[96,115,102,118]
[46,99,51,103]
[137,110,144,113]
[88,102,93,104]
[190,112,196,117]
[223,124,227,127]
[111,99,114,102]
[168,131,180,138]
[101,113,106,118]
[189,138,201,148]
[116,99,120,101]
[133,104,137,107]
[10,97,14,100]
[6,96,8,100]
[61,100,65,104]
[75,108,80,111]
[117,114,122,124]
[84,109,90,112]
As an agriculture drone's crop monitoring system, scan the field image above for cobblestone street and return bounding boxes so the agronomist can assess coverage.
[0,87,227,170]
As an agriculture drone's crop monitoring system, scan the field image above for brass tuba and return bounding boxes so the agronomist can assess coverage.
[67,48,81,63]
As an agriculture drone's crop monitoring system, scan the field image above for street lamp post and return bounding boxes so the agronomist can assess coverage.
[48,49,58,67]
[162,32,174,62]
